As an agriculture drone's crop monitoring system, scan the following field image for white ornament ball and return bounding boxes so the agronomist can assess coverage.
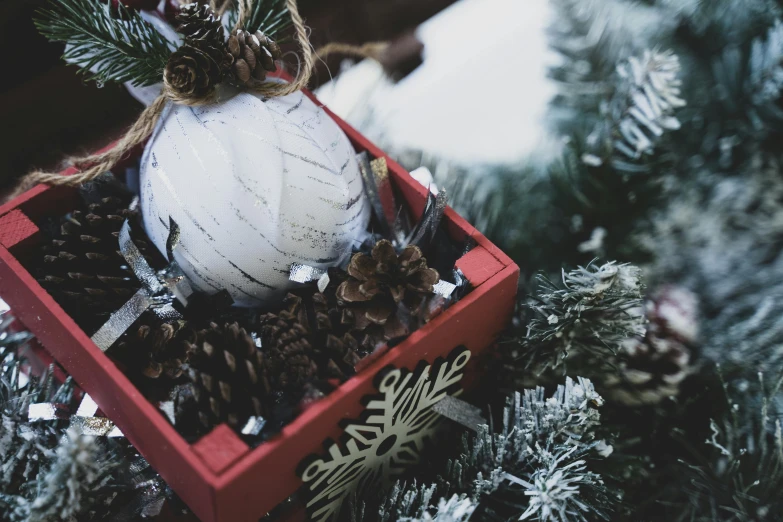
[139,90,370,307]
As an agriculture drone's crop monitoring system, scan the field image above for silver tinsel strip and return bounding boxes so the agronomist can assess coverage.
[433,280,457,299]
[28,402,70,421]
[70,416,123,437]
[92,219,191,350]
[91,288,152,352]
[118,221,162,294]
[432,396,486,432]
[289,263,325,283]
[75,394,99,417]
[241,416,267,436]
[317,272,331,293]
[69,395,124,437]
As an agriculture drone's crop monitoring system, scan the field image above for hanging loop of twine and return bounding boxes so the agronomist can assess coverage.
[9,0,387,200]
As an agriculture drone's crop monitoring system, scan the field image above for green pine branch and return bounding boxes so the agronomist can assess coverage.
[34,0,175,87]
[228,0,291,38]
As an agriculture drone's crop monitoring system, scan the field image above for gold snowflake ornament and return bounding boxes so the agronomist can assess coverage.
[299,347,472,522]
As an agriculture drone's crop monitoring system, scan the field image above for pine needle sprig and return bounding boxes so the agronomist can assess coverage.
[514,261,646,375]
[713,20,783,137]
[227,0,291,39]
[34,0,175,87]
[582,49,686,173]
[675,371,783,521]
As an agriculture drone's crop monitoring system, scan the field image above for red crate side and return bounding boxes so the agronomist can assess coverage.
[455,246,507,287]
[0,245,220,522]
[192,424,251,475]
[211,264,518,521]
[0,209,40,249]
[0,185,52,216]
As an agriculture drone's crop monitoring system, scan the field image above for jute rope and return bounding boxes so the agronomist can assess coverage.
[10,0,386,200]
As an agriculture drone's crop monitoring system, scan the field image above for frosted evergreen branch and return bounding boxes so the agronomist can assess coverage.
[677,371,783,520]
[0,364,76,522]
[583,50,686,172]
[26,429,117,522]
[513,444,609,522]
[514,261,646,374]
[713,20,783,135]
[399,495,476,522]
[34,0,174,87]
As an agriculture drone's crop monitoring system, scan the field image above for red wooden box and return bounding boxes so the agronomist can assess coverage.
[0,93,518,522]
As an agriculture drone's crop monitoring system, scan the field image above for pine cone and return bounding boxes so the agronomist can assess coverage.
[176,3,224,45]
[258,294,319,390]
[109,314,194,381]
[165,44,223,97]
[36,197,163,335]
[603,286,698,406]
[181,322,269,435]
[335,240,439,344]
[227,29,281,85]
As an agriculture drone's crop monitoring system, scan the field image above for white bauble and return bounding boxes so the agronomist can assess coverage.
[139,90,370,307]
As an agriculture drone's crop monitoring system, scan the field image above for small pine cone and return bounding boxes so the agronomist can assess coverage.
[165,44,223,97]
[36,197,164,334]
[646,285,699,345]
[176,3,224,46]
[604,286,698,406]
[227,29,281,84]
[334,240,439,343]
[109,314,195,381]
[258,294,318,390]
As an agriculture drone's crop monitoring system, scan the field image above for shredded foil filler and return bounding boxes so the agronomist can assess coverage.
[357,152,391,237]
[75,394,99,417]
[28,402,70,422]
[241,416,267,436]
[289,263,325,283]
[433,280,457,299]
[70,416,120,437]
[158,400,176,425]
[432,395,486,432]
[317,272,331,293]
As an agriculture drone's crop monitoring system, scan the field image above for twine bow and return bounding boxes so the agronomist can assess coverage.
[10,0,386,200]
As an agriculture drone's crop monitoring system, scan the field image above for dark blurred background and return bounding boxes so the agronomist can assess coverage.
[0,0,456,198]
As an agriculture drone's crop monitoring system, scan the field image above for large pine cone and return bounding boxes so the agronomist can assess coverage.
[176,3,224,45]
[258,294,366,385]
[227,29,281,84]
[180,322,269,436]
[335,240,439,344]
[36,197,163,335]
[604,286,698,406]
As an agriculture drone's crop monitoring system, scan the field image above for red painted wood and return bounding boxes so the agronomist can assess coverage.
[455,246,506,287]
[0,209,39,249]
[0,80,520,522]
[192,424,251,476]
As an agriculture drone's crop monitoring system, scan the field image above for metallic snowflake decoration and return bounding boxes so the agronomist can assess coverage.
[299,346,472,522]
